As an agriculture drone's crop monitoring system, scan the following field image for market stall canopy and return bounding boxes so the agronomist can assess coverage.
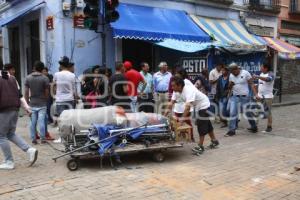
[110,3,211,42]
[190,15,266,51]
[263,37,300,60]
[0,0,45,27]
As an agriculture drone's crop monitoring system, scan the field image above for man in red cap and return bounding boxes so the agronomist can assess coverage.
[124,61,147,112]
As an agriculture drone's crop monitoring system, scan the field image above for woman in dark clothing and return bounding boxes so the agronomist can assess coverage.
[82,66,107,108]
[194,70,210,95]
[215,67,230,127]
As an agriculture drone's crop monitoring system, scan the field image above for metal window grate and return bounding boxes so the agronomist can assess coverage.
[244,0,281,12]
[290,0,300,13]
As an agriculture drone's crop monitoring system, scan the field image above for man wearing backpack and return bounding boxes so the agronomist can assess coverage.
[0,65,38,170]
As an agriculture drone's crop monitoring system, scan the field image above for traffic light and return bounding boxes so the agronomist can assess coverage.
[83,0,99,30]
[105,0,119,23]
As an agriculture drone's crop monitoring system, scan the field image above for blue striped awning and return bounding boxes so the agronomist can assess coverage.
[110,3,211,42]
[190,15,266,51]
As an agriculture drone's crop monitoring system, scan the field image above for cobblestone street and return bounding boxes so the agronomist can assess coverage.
[1,105,300,200]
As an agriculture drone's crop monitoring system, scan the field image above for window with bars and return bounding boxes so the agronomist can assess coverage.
[290,0,300,13]
[281,20,300,31]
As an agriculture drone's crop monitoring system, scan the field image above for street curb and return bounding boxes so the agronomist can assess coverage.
[273,102,300,107]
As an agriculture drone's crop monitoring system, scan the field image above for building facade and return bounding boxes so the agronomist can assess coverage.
[106,0,278,73]
[0,0,102,87]
[0,0,280,88]
[277,0,300,94]
[279,0,300,46]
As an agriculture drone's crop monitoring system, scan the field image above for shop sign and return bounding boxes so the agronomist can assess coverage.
[73,15,85,28]
[46,16,54,30]
[223,53,266,74]
[180,57,207,81]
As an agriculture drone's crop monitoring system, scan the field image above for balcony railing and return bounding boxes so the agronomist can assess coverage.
[290,0,300,14]
[209,0,234,5]
[244,0,281,13]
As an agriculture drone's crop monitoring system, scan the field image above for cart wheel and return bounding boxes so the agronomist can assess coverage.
[152,152,165,163]
[67,159,79,171]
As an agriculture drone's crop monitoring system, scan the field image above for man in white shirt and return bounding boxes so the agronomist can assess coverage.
[54,56,77,117]
[166,77,219,154]
[209,62,223,97]
[209,63,223,118]
[225,63,259,137]
[172,68,194,141]
[253,62,274,132]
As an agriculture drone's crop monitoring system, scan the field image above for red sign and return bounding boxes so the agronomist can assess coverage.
[46,16,54,30]
[73,15,85,28]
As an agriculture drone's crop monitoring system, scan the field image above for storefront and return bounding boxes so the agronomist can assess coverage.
[189,15,267,74]
[263,37,300,94]
[107,3,211,73]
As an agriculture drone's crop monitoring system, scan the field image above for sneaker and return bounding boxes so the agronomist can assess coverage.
[264,127,272,133]
[27,148,38,167]
[224,131,236,137]
[192,145,205,154]
[53,137,62,144]
[36,132,40,140]
[0,160,15,170]
[32,140,38,145]
[209,140,219,148]
[247,127,258,133]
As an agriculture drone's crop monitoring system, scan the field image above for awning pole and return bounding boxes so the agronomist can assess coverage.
[273,51,278,77]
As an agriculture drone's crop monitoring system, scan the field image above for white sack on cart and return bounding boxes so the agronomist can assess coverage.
[126,112,169,127]
[58,106,127,138]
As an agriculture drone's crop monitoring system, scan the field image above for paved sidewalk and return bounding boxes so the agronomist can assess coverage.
[0,105,300,200]
[273,93,300,107]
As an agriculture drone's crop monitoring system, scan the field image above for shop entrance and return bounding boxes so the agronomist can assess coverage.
[9,27,21,84]
[121,39,206,73]
[122,39,154,71]
[26,19,40,74]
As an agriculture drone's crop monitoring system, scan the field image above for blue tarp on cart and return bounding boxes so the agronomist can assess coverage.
[91,124,166,156]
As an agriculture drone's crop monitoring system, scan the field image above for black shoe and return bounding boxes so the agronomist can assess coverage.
[115,157,122,165]
[32,140,38,145]
[224,131,236,137]
[247,127,258,133]
[192,145,205,154]
[209,140,219,148]
[264,127,272,132]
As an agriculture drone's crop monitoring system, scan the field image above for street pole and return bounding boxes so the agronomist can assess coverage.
[101,0,106,67]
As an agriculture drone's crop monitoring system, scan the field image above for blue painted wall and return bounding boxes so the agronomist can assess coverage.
[43,0,102,76]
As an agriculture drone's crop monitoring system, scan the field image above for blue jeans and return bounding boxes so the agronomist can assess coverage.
[0,111,30,162]
[228,96,257,131]
[219,97,229,119]
[30,107,47,140]
[129,96,138,113]
[56,101,75,117]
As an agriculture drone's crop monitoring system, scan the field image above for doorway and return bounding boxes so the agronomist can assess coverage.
[9,27,21,84]
[26,19,40,74]
[122,39,154,71]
